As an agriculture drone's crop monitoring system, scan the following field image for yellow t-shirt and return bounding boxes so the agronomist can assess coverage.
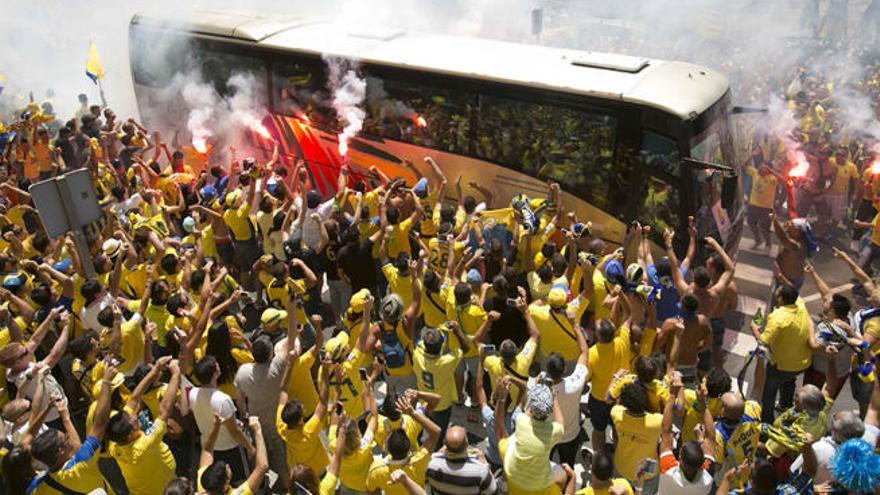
[223,202,254,241]
[277,406,329,476]
[587,325,631,400]
[591,268,612,321]
[423,283,453,330]
[100,317,145,376]
[503,414,564,492]
[610,405,662,481]
[427,237,465,275]
[382,263,421,312]
[445,301,487,359]
[746,166,778,209]
[387,218,415,259]
[759,298,812,372]
[366,447,431,495]
[109,419,176,495]
[288,351,319,416]
[258,271,308,323]
[484,340,537,410]
[498,437,562,495]
[575,480,634,495]
[413,345,463,411]
[320,348,371,418]
[829,158,858,195]
[196,466,254,495]
[680,393,722,444]
[871,212,880,247]
[329,425,375,492]
[30,436,108,495]
[607,376,669,413]
[714,401,762,488]
[375,414,422,450]
[529,301,587,361]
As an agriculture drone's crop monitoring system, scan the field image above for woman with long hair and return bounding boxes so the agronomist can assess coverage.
[203,320,252,397]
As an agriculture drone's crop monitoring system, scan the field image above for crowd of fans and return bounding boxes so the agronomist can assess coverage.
[3,15,880,492]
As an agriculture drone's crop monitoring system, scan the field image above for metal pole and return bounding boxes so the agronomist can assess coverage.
[56,176,96,277]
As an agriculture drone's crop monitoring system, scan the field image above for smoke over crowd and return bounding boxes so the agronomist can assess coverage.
[2,0,880,163]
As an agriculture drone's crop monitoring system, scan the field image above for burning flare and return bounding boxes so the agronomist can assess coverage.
[250,122,271,139]
[871,159,880,175]
[296,112,311,124]
[192,138,208,154]
[413,114,428,128]
[338,138,349,157]
[787,150,809,178]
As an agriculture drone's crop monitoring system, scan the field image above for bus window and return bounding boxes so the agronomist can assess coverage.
[639,176,680,234]
[361,75,475,155]
[271,60,331,125]
[474,95,625,218]
[641,130,680,177]
[194,43,266,99]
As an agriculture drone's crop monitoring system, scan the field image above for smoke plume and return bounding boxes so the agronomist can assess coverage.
[324,57,366,156]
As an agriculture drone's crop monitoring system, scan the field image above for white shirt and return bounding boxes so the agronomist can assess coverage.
[8,364,65,423]
[553,363,589,443]
[188,386,238,451]
[294,196,334,250]
[110,193,143,224]
[790,424,880,484]
[658,452,713,495]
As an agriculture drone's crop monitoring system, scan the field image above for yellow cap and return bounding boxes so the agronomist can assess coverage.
[349,289,371,313]
[261,308,288,327]
[548,287,567,308]
[324,332,350,361]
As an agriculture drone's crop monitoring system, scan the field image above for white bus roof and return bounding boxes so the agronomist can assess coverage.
[132,11,729,120]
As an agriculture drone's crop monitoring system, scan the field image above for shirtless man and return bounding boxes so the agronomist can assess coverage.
[707,251,739,367]
[769,212,807,293]
[659,293,711,387]
[664,230,735,371]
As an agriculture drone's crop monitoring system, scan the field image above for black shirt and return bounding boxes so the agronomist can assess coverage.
[483,296,528,348]
[337,238,377,291]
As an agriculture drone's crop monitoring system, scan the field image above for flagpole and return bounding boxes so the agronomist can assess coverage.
[97,78,107,108]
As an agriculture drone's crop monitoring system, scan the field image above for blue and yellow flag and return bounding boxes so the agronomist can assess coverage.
[85,40,105,85]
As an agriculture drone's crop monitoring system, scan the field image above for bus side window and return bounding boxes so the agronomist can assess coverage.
[474,94,626,220]
[638,131,681,235]
[271,61,330,124]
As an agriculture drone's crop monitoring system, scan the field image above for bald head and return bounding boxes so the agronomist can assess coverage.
[445,426,468,454]
[721,392,744,421]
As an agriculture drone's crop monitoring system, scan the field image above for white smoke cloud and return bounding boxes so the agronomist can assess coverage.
[181,79,220,151]
[324,57,366,156]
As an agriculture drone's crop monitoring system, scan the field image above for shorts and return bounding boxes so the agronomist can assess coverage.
[747,205,772,230]
[214,446,251,485]
[233,237,261,273]
[710,318,725,348]
[588,395,612,431]
[851,369,874,406]
[826,193,848,221]
[216,238,235,267]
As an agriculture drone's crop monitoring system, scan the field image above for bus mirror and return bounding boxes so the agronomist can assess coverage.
[721,175,737,210]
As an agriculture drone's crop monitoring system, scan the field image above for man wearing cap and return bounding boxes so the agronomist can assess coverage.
[235,299,303,492]
[319,295,379,418]
[529,257,594,370]
[497,381,566,494]
[222,167,260,289]
[376,266,421,392]
[341,288,371,342]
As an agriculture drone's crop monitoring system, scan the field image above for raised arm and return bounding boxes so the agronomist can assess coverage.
[706,236,735,292]
[803,263,832,301]
[663,228,689,297]
[833,246,878,301]
[397,394,441,451]
[242,416,269,493]
[89,364,119,440]
[681,216,698,271]
[770,213,800,251]
[42,311,72,370]
[199,413,223,469]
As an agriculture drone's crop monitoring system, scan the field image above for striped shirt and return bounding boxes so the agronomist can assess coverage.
[426,453,496,495]
[503,414,564,491]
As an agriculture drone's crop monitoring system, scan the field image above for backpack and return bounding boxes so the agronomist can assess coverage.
[380,325,408,369]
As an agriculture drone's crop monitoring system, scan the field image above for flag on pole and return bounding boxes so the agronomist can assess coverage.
[85,40,105,85]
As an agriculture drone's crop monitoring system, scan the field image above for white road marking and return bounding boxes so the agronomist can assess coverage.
[724,328,757,358]
[734,262,775,286]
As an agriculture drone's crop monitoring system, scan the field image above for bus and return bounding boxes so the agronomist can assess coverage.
[129,10,742,251]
